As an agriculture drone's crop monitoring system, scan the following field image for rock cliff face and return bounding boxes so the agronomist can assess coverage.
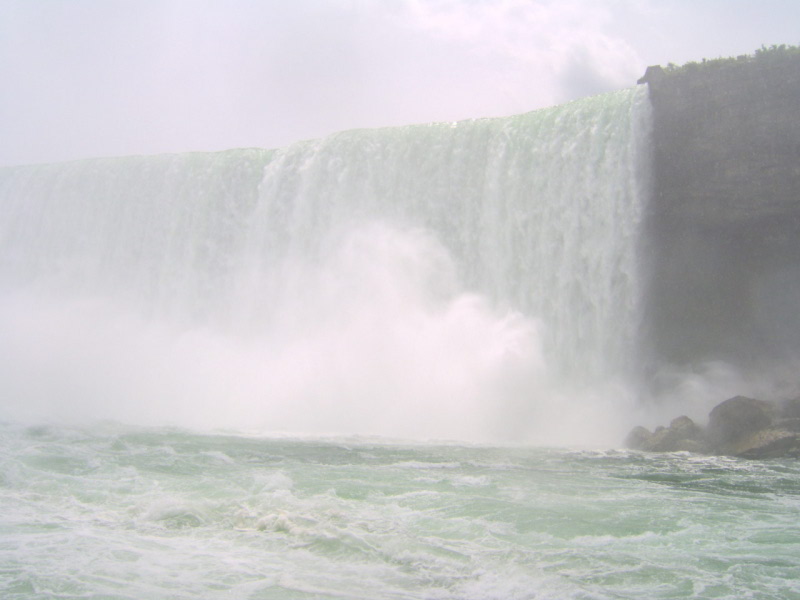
[639,51,800,374]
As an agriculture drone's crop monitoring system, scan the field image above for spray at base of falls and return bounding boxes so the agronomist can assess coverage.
[0,87,653,445]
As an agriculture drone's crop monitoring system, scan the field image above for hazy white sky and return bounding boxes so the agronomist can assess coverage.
[1,0,798,166]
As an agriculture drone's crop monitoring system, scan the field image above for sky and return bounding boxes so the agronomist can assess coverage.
[1,0,798,166]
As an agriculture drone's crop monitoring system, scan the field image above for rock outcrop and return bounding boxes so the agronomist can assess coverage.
[626,395,800,459]
[706,396,774,450]
[625,415,708,454]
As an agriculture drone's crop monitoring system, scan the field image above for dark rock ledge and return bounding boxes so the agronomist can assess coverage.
[625,396,800,459]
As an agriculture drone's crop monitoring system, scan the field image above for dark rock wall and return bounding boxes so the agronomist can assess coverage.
[639,55,800,375]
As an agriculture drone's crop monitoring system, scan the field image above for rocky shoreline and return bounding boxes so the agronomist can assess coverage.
[625,396,800,459]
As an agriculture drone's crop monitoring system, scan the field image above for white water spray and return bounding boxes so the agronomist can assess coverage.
[0,87,651,443]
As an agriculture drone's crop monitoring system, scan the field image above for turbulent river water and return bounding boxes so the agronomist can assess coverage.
[2,423,799,600]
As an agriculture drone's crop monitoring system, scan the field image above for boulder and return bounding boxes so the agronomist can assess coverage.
[624,426,654,451]
[668,415,704,441]
[733,428,800,460]
[624,415,707,453]
[706,396,773,450]
[779,397,800,419]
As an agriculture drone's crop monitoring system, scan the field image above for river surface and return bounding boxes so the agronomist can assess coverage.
[2,423,798,599]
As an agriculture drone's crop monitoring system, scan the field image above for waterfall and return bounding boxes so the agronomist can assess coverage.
[0,87,652,441]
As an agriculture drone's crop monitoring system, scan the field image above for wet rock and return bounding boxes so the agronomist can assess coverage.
[624,426,653,451]
[625,415,708,453]
[779,397,800,419]
[625,395,800,459]
[668,415,704,441]
[706,396,773,450]
[733,428,800,460]
[774,417,800,432]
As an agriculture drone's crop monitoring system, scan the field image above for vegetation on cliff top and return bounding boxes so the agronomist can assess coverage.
[662,44,800,75]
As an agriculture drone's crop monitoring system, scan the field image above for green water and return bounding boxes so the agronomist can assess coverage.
[1,423,798,599]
